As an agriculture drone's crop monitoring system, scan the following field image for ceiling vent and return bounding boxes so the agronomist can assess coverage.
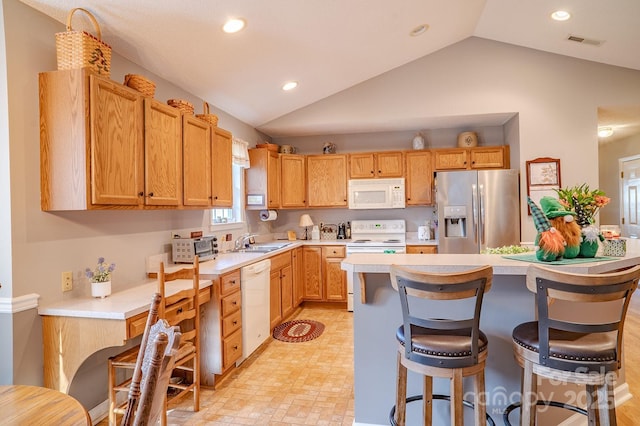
[567,34,604,47]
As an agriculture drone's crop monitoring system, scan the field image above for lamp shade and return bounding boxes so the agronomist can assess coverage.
[299,214,314,227]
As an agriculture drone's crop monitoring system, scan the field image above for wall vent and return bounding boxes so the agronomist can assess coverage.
[567,34,604,46]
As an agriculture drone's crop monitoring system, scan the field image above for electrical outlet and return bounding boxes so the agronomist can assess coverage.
[61,271,73,292]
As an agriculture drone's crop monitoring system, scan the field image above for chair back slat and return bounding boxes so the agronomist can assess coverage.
[527,264,640,372]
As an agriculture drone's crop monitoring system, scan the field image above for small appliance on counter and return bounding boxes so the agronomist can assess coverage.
[172,235,218,263]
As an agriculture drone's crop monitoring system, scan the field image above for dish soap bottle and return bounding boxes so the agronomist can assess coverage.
[346,221,351,239]
[311,225,320,240]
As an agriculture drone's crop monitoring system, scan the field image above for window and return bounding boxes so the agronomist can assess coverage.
[211,137,250,229]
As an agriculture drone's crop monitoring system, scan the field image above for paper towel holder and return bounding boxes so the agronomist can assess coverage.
[299,214,314,240]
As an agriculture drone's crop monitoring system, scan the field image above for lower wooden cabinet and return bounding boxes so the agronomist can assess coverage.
[292,247,305,306]
[302,245,346,302]
[269,252,294,330]
[406,245,438,254]
[201,269,242,385]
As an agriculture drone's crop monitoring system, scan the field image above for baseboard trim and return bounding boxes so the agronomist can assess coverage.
[0,293,39,314]
[557,382,632,426]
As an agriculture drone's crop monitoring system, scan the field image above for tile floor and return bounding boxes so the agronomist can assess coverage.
[110,305,355,425]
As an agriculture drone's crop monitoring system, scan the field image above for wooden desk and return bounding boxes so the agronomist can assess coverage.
[0,385,90,425]
[38,278,212,393]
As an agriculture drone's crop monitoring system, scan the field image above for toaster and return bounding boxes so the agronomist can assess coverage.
[172,235,218,263]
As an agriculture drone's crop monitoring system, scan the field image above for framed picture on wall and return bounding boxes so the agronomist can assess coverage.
[526,157,561,215]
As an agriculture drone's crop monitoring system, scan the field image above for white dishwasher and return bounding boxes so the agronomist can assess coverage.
[238,258,271,364]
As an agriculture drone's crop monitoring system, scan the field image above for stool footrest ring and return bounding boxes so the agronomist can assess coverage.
[503,400,588,426]
[389,394,495,426]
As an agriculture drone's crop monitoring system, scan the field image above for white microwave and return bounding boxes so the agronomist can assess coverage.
[348,178,405,209]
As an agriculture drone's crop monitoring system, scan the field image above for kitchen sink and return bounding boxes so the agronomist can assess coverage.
[234,242,291,253]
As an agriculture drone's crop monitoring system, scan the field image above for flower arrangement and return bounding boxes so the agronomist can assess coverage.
[555,183,610,226]
[85,257,116,283]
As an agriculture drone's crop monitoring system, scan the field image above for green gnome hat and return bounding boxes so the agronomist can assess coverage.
[527,197,551,232]
[540,196,576,219]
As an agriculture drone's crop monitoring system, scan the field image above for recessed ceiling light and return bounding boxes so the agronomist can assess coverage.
[223,18,246,33]
[282,81,298,91]
[598,127,614,138]
[551,10,571,21]
[410,24,429,37]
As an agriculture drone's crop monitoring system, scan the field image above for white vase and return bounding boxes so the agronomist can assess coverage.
[91,281,111,298]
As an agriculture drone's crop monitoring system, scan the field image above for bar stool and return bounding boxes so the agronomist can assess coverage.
[506,264,640,426]
[389,264,494,426]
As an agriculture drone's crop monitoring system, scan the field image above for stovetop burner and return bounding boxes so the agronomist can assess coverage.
[384,239,401,243]
[353,239,371,243]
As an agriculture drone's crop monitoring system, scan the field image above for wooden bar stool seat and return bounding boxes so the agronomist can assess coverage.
[389,264,495,426]
[505,264,640,426]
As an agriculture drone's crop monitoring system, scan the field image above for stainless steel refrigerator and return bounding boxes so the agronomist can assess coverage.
[436,169,520,254]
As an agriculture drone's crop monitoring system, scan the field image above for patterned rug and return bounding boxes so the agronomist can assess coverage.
[272,319,325,343]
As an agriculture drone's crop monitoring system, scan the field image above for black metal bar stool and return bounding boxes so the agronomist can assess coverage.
[506,264,640,426]
[389,264,495,426]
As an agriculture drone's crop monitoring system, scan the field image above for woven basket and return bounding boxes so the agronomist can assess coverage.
[256,143,279,152]
[55,8,112,77]
[196,102,219,126]
[167,99,194,115]
[124,74,156,97]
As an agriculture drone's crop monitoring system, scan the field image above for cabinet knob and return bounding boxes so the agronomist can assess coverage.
[232,300,237,305]
[232,320,238,325]
[378,170,381,174]
[148,192,154,197]
[214,196,218,199]
[233,345,238,350]
[138,192,144,197]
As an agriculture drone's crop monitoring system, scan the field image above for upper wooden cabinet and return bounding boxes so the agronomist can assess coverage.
[246,148,280,210]
[306,154,348,207]
[405,150,433,206]
[280,154,306,208]
[39,68,234,211]
[211,127,233,207]
[433,146,509,171]
[144,99,182,206]
[348,151,404,178]
[182,115,212,206]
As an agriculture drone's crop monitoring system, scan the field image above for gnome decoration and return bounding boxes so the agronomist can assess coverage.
[527,197,566,261]
[539,196,581,259]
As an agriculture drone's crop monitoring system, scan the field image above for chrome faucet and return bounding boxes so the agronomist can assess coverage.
[234,233,256,251]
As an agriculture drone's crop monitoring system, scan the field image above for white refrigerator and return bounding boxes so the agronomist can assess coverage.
[436,169,520,254]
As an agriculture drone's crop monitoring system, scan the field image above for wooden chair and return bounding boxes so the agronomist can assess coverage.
[389,265,494,426]
[120,295,182,426]
[508,264,640,426]
[156,256,201,421]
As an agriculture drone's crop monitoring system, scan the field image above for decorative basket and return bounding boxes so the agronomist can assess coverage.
[320,224,338,240]
[196,102,219,126]
[55,8,112,77]
[256,143,279,152]
[167,99,194,115]
[123,74,156,97]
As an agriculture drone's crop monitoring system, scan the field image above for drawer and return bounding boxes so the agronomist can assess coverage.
[269,251,291,271]
[222,329,243,369]
[127,311,148,339]
[222,309,242,338]
[221,290,241,317]
[323,246,346,258]
[198,286,211,304]
[220,269,240,295]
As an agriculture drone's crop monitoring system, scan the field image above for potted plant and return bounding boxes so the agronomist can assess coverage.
[85,257,116,298]
[555,184,610,257]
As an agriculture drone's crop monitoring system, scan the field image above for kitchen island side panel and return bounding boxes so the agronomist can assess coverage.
[352,272,535,425]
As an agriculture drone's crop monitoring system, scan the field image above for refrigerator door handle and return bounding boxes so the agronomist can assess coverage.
[478,184,485,245]
[471,183,478,244]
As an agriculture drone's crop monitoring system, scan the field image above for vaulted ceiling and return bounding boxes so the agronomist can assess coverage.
[20,0,640,140]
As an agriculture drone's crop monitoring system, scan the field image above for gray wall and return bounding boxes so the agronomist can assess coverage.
[599,134,640,226]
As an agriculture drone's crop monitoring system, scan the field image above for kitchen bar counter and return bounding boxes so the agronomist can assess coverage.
[341,243,640,425]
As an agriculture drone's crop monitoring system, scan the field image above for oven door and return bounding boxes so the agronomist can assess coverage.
[346,245,406,255]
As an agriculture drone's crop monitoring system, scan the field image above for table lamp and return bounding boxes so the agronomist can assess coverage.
[299,214,314,240]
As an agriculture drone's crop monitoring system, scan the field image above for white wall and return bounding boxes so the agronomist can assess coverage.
[268,37,640,242]
[599,134,640,226]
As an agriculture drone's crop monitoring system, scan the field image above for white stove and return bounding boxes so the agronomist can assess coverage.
[346,220,406,254]
[345,220,406,312]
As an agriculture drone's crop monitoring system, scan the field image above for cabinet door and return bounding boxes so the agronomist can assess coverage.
[280,154,306,208]
[405,151,433,206]
[470,146,508,169]
[267,151,281,208]
[280,264,294,319]
[324,258,346,301]
[90,76,144,205]
[182,115,212,206]
[376,151,404,177]
[144,99,182,206]
[307,155,348,207]
[433,148,469,170]
[292,247,304,306]
[211,127,233,206]
[270,270,282,330]
[302,246,323,300]
[349,153,375,178]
